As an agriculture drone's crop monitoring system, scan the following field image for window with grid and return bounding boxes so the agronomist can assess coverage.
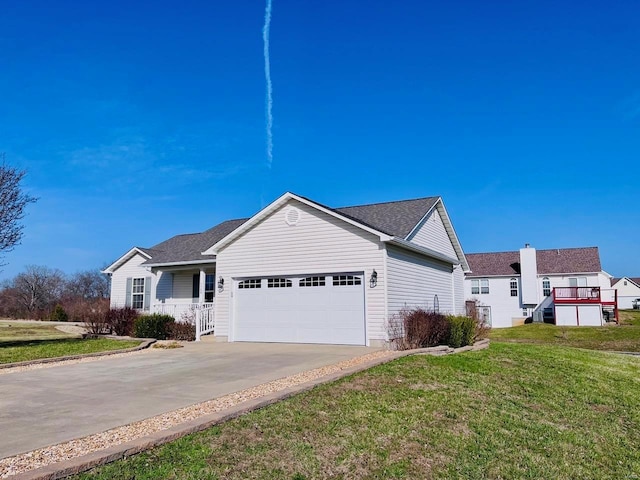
[299,276,326,287]
[267,278,292,288]
[132,278,145,309]
[332,275,362,286]
[510,278,518,297]
[472,278,489,294]
[204,274,215,302]
[238,279,262,289]
[542,277,551,296]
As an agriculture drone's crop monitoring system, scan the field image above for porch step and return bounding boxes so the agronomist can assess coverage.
[199,333,217,342]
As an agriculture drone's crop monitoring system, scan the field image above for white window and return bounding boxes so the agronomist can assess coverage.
[542,277,551,296]
[267,278,292,288]
[569,277,587,287]
[204,274,215,302]
[239,279,262,289]
[300,276,325,287]
[333,275,362,286]
[510,278,518,297]
[471,278,489,295]
[132,278,145,309]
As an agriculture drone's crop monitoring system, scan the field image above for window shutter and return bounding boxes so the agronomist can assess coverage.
[125,278,132,307]
[192,274,199,299]
[144,277,152,310]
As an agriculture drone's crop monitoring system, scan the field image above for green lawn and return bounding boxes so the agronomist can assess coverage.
[0,338,142,364]
[0,320,76,342]
[75,343,640,480]
[490,314,640,352]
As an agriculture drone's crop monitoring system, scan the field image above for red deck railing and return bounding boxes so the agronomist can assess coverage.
[553,287,601,303]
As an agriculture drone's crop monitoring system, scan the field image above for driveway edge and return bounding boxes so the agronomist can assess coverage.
[9,339,489,480]
[0,339,156,370]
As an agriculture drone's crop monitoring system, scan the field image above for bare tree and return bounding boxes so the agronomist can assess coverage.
[0,155,37,268]
[12,265,66,315]
[64,270,110,299]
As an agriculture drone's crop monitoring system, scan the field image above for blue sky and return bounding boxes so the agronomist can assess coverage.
[1,0,638,281]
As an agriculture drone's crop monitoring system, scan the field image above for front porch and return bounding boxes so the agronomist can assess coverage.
[151,266,218,341]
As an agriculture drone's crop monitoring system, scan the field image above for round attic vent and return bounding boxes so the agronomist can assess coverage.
[285,207,301,226]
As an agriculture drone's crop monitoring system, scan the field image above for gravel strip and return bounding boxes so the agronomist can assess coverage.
[0,350,394,478]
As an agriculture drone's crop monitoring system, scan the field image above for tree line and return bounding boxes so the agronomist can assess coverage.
[0,265,110,321]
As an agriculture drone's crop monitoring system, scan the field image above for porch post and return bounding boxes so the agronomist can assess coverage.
[199,268,206,305]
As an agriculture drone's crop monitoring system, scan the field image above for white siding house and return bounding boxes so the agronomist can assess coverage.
[104,192,469,345]
[464,246,616,328]
[611,277,640,309]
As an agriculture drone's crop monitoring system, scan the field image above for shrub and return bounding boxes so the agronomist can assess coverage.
[133,314,174,339]
[524,316,533,324]
[388,307,450,350]
[447,315,475,348]
[168,321,196,341]
[106,307,139,336]
[50,304,68,322]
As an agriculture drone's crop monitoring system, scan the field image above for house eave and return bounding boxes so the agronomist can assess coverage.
[386,238,461,266]
[465,271,607,278]
[143,259,217,268]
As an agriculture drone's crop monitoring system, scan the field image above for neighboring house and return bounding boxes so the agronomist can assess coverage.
[103,192,470,345]
[464,245,616,328]
[610,277,640,309]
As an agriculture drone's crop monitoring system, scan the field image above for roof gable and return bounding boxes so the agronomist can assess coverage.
[203,192,396,255]
[102,247,152,274]
[466,247,602,277]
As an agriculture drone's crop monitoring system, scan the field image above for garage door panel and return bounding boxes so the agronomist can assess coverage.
[234,273,365,345]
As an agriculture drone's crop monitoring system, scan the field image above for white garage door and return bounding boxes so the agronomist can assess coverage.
[233,273,366,345]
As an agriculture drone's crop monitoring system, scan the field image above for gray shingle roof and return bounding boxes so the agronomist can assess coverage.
[142,219,248,265]
[335,197,439,238]
[612,277,640,287]
[138,195,441,267]
[466,247,602,277]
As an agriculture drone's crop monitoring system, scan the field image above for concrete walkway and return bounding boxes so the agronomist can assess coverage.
[0,342,380,459]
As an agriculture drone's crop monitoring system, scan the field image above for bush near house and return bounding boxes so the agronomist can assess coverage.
[168,321,196,341]
[133,314,174,340]
[389,308,481,350]
[447,315,475,348]
[105,307,139,336]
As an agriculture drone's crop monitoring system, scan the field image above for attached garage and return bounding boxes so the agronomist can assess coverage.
[233,273,366,345]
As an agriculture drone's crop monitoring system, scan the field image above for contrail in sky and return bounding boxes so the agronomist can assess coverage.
[263,0,273,168]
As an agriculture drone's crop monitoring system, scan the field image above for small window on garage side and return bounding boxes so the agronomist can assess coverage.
[300,276,326,287]
[267,278,292,288]
[332,275,362,286]
[238,279,262,289]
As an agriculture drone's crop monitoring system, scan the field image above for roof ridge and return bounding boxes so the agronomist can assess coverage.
[336,196,439,210]
[467,246,598,256]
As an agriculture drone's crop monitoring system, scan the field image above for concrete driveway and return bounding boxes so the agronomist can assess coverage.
[0,342,380,459]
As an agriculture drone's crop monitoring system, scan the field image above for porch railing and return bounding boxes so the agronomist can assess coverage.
[196,304,215,341]
[553,287,601,303]
[151,302,214,322]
